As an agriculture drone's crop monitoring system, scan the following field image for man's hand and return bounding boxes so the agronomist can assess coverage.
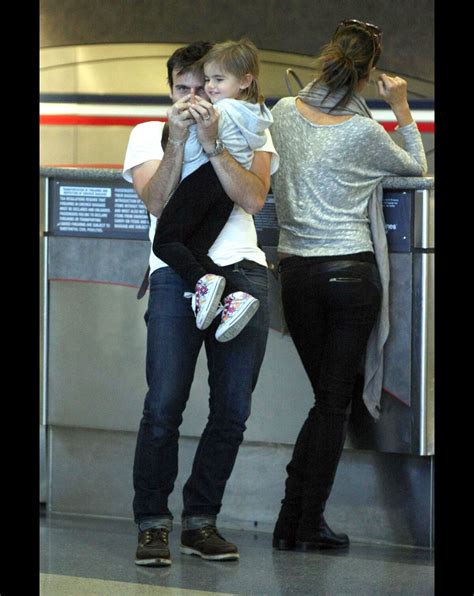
[167,93,196,142]
[187,95,270,214]
[188,95,219,152]
[133,93,198,216]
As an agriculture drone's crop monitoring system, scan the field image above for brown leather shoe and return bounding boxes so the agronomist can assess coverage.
[180,525,239,560]
[135,528,171,566]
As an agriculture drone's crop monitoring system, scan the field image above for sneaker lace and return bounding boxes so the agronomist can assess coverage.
[199,525,222,540]
[143,528,168,545]
[183,291,197,316]
[184,292,224,322]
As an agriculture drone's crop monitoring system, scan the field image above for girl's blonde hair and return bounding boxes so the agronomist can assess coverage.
[200,38,264,104]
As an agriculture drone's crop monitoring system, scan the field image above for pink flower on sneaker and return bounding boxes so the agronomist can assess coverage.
[192,274,226,330]
[221,294,240,321]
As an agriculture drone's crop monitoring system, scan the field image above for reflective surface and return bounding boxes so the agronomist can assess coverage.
[40,510,434,596]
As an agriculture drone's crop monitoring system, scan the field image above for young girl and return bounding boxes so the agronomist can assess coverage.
[152,39,273,342]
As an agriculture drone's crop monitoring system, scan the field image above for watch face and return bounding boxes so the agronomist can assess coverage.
[207,139,224,156]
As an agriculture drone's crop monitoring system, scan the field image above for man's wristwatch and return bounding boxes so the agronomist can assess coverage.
[204,139,225,158]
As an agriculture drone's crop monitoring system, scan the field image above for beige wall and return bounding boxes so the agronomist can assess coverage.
[40,43,319,96]
[40,43,434,167]
[40,43,318,166]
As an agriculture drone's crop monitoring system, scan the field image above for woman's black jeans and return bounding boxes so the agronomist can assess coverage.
[278,253,381,537]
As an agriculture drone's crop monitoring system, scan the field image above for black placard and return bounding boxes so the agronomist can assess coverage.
[49,179,413,252]
[50,179,149,240]
[49,178,281,246]
[382,190,412,252]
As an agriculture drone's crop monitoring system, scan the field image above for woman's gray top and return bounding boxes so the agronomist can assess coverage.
[270,95,427,419]
[270,97,427,257]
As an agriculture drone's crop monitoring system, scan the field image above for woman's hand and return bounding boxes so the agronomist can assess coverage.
[376,74,408,107]
[188,95,219,153]
[376,73,414,127]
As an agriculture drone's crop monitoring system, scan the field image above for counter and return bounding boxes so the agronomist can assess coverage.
[40,167,434,547]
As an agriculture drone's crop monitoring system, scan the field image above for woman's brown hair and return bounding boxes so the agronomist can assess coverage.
[313,22,382,110]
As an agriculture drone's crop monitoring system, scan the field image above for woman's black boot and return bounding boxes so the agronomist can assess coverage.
[294,514,349,550]
[294,403,350,550]
[272,511,299,550]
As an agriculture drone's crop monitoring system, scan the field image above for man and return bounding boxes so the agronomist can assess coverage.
[122,41,279,566]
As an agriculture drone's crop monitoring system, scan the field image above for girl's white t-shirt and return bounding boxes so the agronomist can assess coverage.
[123,120,279,274]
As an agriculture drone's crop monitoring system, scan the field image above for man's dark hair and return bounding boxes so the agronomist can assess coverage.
[166,41,214,87]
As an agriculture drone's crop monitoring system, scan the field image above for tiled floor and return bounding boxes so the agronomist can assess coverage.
[40,510,434,595]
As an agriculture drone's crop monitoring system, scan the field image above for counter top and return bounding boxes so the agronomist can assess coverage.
[381,176,434,190]
[40,167,434,190]
[40,167,124,181]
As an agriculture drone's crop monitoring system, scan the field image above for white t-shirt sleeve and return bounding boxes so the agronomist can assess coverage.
[256,129,280,175]
[122,121,166,183]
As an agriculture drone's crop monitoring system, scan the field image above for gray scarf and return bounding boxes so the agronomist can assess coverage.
[298,81,373,119]
[299,79,390,421]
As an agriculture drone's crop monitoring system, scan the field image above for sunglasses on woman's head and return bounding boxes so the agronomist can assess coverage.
[334,19,383,66]
[335,19,383,43]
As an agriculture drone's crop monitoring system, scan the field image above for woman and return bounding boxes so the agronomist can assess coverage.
[270,19,427,551]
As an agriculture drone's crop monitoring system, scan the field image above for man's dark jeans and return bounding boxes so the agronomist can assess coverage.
[278,254,381,532]
[133,262,269,525]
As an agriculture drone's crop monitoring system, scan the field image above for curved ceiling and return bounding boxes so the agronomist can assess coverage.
[40,0,434,95]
